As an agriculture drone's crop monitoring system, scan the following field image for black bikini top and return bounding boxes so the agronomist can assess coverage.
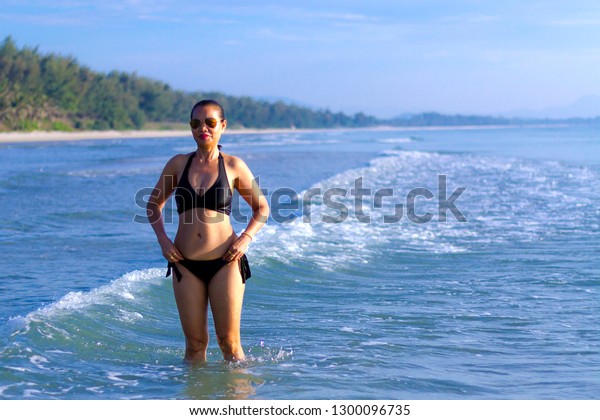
[175,150,233,215]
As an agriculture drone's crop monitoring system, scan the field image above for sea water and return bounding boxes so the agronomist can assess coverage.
[0,125,599,399]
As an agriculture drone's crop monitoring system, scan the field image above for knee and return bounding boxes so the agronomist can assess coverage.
[216,333,242,358]
[185,336,209,355]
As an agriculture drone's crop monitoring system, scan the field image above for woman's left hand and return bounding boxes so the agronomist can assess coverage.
[224,234,251,262]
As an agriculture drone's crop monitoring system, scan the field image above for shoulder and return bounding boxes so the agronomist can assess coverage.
[162,153,192,174]
[221,152,249,171]
[221,152,254,183]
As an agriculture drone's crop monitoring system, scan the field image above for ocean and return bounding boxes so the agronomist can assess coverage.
[0,125,598,399]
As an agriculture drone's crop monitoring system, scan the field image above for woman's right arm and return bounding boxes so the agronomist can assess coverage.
[147,155,184,261]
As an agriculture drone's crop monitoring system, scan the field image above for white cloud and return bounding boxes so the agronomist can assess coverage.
[256,28,309,42]
[287,10,379,24]
[549,17,600,27]
[438,13,501,25]
[0,12,96,26]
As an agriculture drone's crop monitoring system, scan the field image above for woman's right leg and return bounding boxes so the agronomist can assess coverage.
[208,262,246,362]
[172,264,210,362]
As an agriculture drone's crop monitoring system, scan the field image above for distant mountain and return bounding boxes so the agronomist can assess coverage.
[504,95,600,119]
[385,112,514,127]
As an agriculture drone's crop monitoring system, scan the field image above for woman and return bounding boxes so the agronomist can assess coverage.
[147,99,269,362]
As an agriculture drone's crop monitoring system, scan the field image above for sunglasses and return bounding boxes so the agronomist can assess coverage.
[190,118,222,129]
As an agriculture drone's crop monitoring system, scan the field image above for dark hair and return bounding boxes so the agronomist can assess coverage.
[190,99,225,120]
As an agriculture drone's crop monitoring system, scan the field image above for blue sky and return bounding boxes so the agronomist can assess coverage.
[2,0,600,117]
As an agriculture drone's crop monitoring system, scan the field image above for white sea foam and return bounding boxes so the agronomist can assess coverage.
[363,341,389,346]
[67,166,160,178]
[377,137,414,144]
[23,389,43,398]
[235,139,342,147]
[8,268,165,333]
[106,372,139,386]
[4,366,30,372]
[46,349,74,355]
[117,309,144,323]
[254,149,600,271]
[255,150,474,269]
[239,347,294,367]
[29,355,49,370]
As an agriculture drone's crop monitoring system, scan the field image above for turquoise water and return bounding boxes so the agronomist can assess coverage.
[0,125,599,399]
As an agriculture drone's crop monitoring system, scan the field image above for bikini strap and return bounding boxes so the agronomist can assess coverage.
[181,152,195,177]
[218,150,231,188]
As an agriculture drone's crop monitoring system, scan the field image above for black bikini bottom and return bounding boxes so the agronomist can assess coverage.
[166,255,251,285]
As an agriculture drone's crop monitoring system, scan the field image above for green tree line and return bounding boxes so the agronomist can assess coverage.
[0,36,378,131]
[4,36,591,132]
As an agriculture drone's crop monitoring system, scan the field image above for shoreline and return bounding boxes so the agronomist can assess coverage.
[0,123,570,144]
[0,128,320,144]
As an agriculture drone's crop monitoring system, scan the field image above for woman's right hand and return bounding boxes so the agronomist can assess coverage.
[159,238,184,263]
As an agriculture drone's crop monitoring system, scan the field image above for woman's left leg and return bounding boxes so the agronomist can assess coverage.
[208,261,246,362]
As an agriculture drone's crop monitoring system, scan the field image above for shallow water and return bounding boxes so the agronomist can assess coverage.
[1,126,599,399]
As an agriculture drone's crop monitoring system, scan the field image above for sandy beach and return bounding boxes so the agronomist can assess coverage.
[0,128,303,144]
[0,127,357,144]
[0,124,566,145]
[0,127,348,144]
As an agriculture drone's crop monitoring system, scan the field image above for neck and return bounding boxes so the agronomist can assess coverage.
[195,145,219,162]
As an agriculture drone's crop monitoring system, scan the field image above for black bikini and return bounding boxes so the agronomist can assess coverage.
[167,256,251,285]
[174,148,233,216]
[166,149,251,285]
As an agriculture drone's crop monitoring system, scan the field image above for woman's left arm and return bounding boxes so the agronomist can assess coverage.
[224,157,270,261]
